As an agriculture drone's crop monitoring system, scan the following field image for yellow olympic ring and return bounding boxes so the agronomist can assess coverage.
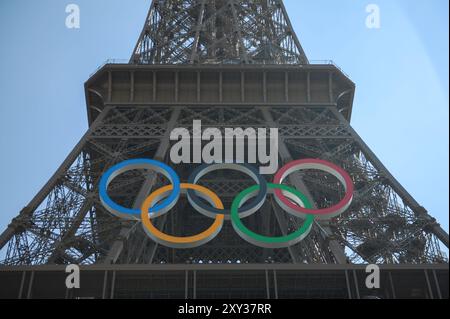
[140,183,225,249]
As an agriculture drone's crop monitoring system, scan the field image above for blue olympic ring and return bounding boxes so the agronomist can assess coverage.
[99,159,181,219]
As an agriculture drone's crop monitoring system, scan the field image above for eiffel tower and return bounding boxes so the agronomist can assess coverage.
[0,0,448,299]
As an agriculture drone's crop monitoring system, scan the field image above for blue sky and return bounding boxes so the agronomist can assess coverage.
[0,0,448,254]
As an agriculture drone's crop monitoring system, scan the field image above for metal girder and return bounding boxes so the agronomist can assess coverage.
[330,108,449,249]
[102,108,182,264]
[1,106,446,264]
[131,0,308,65]
[261,107,348,264]
[0,0,448,269]
[1,105,448,266]
[0,107,112,253]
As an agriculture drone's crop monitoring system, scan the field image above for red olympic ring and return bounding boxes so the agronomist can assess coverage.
[273,159,354,219]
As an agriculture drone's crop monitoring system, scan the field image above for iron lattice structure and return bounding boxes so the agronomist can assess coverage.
[0,0,448,269]
[131,0,308,64]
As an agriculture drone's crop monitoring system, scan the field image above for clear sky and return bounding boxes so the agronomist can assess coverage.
[0,0,448,256]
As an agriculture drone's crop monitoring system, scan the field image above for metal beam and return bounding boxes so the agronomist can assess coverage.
[330,108,449,248]
[261,107,348,264]
[103,108,181,264]
[0,107,112,251]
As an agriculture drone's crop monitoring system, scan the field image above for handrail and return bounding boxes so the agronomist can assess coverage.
[90,59,350,78]
[89,59,129,77]
[309,60,350,78]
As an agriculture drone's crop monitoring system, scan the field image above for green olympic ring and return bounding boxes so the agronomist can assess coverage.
[231,183,315,249]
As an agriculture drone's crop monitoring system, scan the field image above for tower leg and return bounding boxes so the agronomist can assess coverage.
[330,108,449,248]
[103,108,181,264]
[262,107,348,264]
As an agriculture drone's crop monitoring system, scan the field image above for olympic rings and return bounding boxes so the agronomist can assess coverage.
[187,163,267,220]
[98,158,354,249]
[141,184,224,249]
[99,159,180,220]
[231,183,314,249]
[273,159,354,219]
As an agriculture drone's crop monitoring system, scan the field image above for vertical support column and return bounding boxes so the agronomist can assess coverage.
[424,270,435,299]
[432,270,443,299]
[261,107,348,264]
[328,72,334,103]
[270,201,302,263]
[102,270,109,299]
[130,71,135,103]
[261,204,273,262]
[175,71,179,103]
[352,270,360,299]
[103,108,182,264]
[185,270,189,299]
[193,270,197,299]
[306,72,311,103]
[107,71,112,102]
[0,106,113,251]
[18,271,26,299]
[345,270,352,299]
[265,270,270,299]
[110,270,116,299]
[189,0,206,63]
[219,71,223,103]
[241,71,245,102]
[197,71,201,103]
[330,107,449,248]
[263,71,267,103]
[273,270,279,299]
[64,284,70,299]
[284,71,289,103]
[388,271,397,299]
[26,270,35,299]
[229,0,250,64]
[153,71,157,102]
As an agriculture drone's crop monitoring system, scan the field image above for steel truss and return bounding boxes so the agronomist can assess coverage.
[131,0,308,65]
[0,105,447,266]
[0,0,448,274]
